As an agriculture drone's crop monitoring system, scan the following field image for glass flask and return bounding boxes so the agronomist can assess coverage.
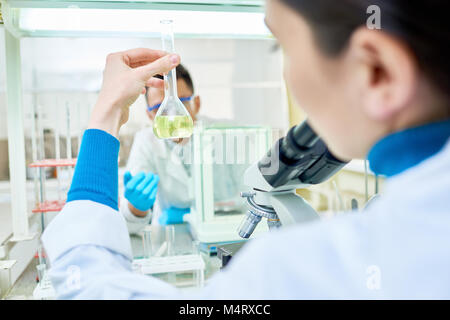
[153,20,194,139]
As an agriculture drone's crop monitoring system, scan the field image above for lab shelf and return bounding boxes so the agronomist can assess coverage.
[4,0,264,8]
[28,158,77,168]
[2,0,269,39]
[32,200,66,213]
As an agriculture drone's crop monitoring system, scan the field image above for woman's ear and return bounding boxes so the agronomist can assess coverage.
[349,27,418,121]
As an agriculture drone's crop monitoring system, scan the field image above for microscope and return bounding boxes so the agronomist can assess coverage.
[218,121,348,267]
[237,121,348,239]
[217,121,348,267]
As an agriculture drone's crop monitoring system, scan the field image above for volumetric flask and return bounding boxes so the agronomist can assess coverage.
[153,20,194,139]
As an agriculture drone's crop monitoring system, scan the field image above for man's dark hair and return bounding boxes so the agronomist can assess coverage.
[281,0,450,100]
[145,64,194,102]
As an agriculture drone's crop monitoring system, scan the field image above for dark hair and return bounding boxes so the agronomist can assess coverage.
[280,0,450,99]
[146,63,194,101]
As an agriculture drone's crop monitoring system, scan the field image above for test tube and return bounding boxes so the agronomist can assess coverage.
[332,180,345,212]
[77,101,82,154]
[191,240,200,255]
[36,103,46,230]
[66,102,73,182]
[36,264,46,283]
[141,226,152,259]
[165,225,175,256]
[165,225,176,284]
[30,93,38,205]
[54,103,61,200]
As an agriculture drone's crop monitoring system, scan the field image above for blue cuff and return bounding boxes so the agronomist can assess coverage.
[158,208,190,225]
[67,129,120,210]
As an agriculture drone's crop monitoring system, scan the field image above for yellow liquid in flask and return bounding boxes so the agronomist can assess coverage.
[153,115,194,139]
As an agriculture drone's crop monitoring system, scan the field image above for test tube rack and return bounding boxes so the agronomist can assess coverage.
[132,254,205,287]
[28,158,76,213]
[32,267,56,300]
[28,97,85,222]
[27,96,89,299]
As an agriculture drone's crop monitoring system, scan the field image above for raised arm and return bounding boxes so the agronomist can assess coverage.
[41,48,181,299]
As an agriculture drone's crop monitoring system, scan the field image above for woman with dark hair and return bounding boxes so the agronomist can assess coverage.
[42,1,449,299]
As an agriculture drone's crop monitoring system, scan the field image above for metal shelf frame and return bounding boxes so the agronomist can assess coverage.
[2,0,267,38]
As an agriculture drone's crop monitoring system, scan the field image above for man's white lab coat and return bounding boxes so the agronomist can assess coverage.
[120,126,194,233]
[121,117,245,234]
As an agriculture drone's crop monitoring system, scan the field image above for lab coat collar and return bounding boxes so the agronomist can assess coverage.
[368,119,450,177]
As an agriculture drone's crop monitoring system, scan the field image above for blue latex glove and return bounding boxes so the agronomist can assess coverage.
[158,207,190,225]
[124,171,159,212]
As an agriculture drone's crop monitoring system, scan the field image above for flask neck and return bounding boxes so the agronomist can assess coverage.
[161,21,178,100]
[165,69,178,98]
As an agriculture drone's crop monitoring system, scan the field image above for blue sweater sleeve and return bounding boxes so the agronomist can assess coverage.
[67,129,120,210]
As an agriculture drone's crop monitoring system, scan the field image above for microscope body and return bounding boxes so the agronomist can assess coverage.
[238,121,348,239]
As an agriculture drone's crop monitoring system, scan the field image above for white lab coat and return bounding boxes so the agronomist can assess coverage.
[41,139,450,299]
[120,116,242,234]
[120,125,194,233]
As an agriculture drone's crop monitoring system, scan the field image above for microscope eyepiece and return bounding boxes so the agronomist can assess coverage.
[291,122,319,149]
[257,120,348,189]
[279,122,319,163]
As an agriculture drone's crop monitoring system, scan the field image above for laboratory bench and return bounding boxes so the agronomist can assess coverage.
[4,222,224,299]
[1,171,238,299]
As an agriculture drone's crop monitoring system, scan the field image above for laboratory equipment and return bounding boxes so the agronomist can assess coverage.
[136,224,205,288]
[33,264,56,300]
[27,98,88,299]
[166,225,175,256]
[29,99,85,220]
[142,225,152,259]
[217,242,246,269]
[153,20,194,139]
[36,263,46,283]
[187,125,273,245]
[238,121,348,239]
[132,255,205,287]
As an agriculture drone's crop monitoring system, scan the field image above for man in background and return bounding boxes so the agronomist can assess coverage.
[120,64,202,234]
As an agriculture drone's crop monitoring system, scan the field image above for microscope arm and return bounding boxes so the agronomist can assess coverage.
[270,191,319,227]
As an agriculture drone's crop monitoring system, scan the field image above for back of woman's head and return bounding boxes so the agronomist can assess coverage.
[281,0,450,100]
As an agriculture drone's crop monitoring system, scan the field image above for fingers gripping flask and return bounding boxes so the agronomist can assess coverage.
[153,20,194,139]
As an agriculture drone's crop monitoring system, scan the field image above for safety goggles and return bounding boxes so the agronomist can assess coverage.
[147,96,194,112]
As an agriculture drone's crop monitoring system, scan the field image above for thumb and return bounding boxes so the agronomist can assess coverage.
[124,171,132,187]
[135,54,180,81]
